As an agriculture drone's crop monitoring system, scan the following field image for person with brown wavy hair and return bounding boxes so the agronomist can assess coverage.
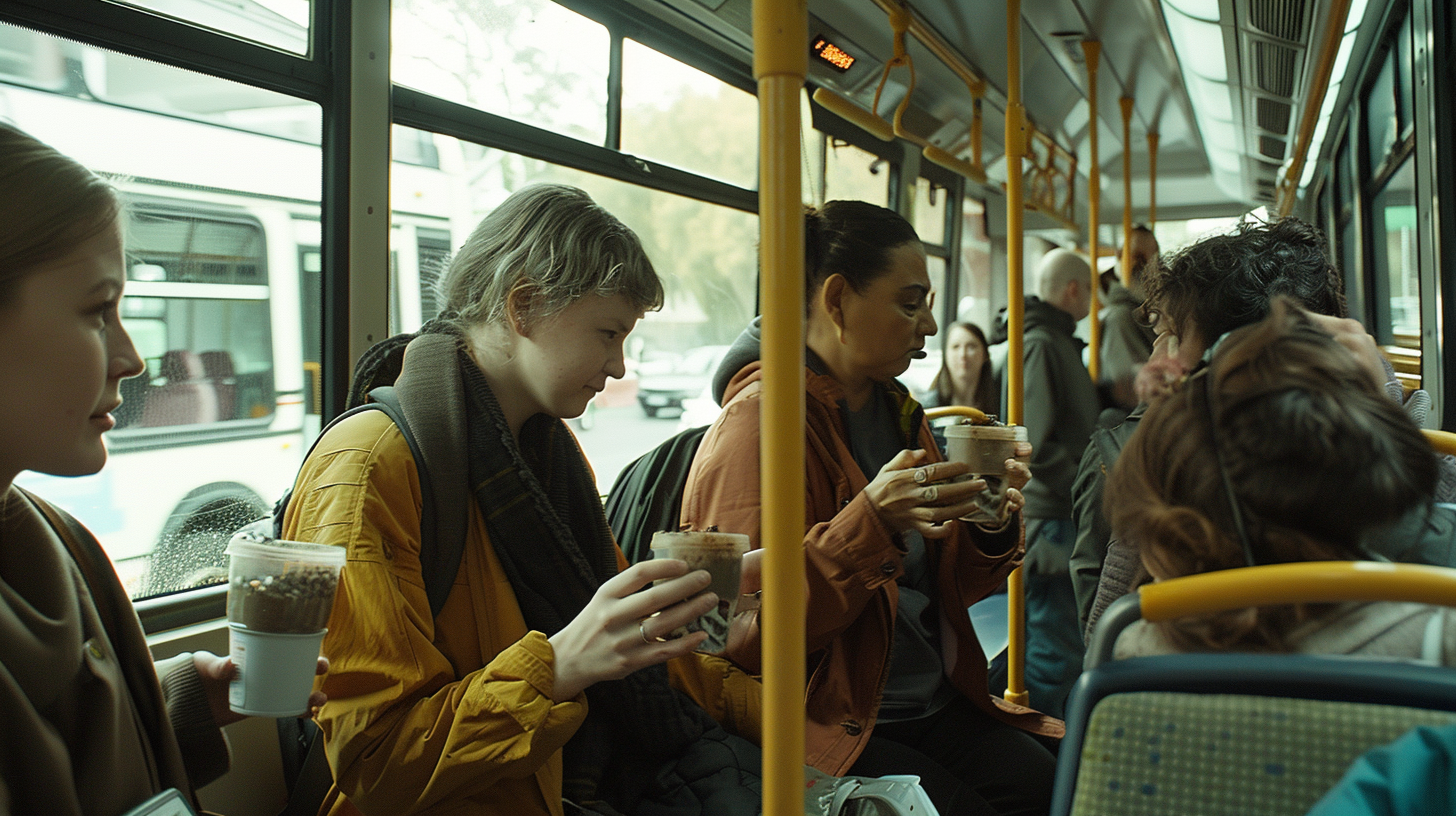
[925,321,998,415]
[1105,299,1456,658]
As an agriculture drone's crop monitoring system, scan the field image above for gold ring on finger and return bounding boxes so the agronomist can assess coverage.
[922,485,939,502]
[639,620,653,645]
[913,469,928,484]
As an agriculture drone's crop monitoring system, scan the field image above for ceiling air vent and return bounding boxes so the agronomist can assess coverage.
[1259,136,1287,160]
[1254,178,1277,201]
[1248,0,1306,42]
[1254,40,1298,97]
[1256,97,1292,133]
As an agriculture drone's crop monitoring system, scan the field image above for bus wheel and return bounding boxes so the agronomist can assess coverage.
[145,490,268,596]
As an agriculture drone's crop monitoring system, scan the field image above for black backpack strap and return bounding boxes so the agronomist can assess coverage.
[383,333,471,620]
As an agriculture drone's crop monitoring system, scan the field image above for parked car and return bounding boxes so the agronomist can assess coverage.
[637,344,730,418]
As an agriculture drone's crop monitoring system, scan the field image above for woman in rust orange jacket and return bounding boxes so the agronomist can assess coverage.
[681,201,1062,816]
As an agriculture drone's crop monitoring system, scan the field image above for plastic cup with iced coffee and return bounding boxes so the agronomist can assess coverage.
[224,533,344,716]
[648,529,750,653]
[943,422,1029,524]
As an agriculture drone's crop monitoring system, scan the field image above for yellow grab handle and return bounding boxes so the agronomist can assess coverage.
[1424,429,1456,457]
[1139,561,1456,622]
[811,88,894,142]
[924,405,989,423]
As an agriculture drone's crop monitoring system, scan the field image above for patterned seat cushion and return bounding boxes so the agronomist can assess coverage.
[1070,691,1456,815]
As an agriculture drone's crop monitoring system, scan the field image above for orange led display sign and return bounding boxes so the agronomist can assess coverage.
[811,35,856,73]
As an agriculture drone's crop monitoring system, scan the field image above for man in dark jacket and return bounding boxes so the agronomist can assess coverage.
[1098,225,1160,413]
[1013,247,1101,719]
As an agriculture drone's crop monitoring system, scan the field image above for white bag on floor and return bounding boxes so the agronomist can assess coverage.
[804,767,941,816]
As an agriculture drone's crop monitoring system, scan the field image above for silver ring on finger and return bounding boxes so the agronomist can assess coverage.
[913,468,928,484]
[639,620,653,645]
[922,485,939,502]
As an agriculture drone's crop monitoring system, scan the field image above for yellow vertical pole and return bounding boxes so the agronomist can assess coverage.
[1119,96,1134,286]
[753,3,806,815]
[1147,132,1159,228]
[1003,0,1029,707]
[1083,41,1102,383]
[972,91,985,175]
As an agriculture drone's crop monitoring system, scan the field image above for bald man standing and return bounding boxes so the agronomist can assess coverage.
[1014,247,1101,720]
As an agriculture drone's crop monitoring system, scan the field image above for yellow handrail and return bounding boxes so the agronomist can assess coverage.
[1276,0,1353,216]
[1140,561,1456,622]
[1119,95,1134,287]
[753,2,807,814]
[925,76,987,185]
[810,88,894,142]
[1147,131,1159,227]
[1003,0,1029,707]
[1084,41,1102,383]
[924,405,990,423]
[1424,429,1456,457]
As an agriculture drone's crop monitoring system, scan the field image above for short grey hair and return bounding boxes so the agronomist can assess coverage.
[437,184,664,329]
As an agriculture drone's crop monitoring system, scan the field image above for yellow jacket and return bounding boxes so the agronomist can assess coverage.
[283,411,760,816]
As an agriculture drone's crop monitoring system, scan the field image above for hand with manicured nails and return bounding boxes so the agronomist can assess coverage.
[548,559,717,701]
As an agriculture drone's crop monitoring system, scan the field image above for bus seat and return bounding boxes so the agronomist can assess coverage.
[1052,562,1456,816]
[140,349,219,427]
[200,350,238,420]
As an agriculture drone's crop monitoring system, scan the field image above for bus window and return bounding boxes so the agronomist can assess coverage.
[5,22,451,601]
[914,177,947,246]
[116,210,275,427]
[621,38,758,189]
[110,0,309,55]
[957,197,993,331]
[822,138,891,206]
[392,0,609,146]
[1371,158,1419,349]
[0,23,68,90]
[416,228,452,324]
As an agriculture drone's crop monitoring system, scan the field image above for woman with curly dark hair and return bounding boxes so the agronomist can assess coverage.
[1106,298,1455,659]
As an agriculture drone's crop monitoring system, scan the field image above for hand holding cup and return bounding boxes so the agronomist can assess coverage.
[944,424,1030,524]
[865,449,993,538]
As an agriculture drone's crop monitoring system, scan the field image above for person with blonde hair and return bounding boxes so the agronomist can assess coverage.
[0,122,327,815]
[285,184,764,816]
[1107,298,1456,660]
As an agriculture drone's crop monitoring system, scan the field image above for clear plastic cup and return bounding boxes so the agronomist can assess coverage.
[649,530,750,653]
[224,535,344,716]
[943,423,1028,524]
